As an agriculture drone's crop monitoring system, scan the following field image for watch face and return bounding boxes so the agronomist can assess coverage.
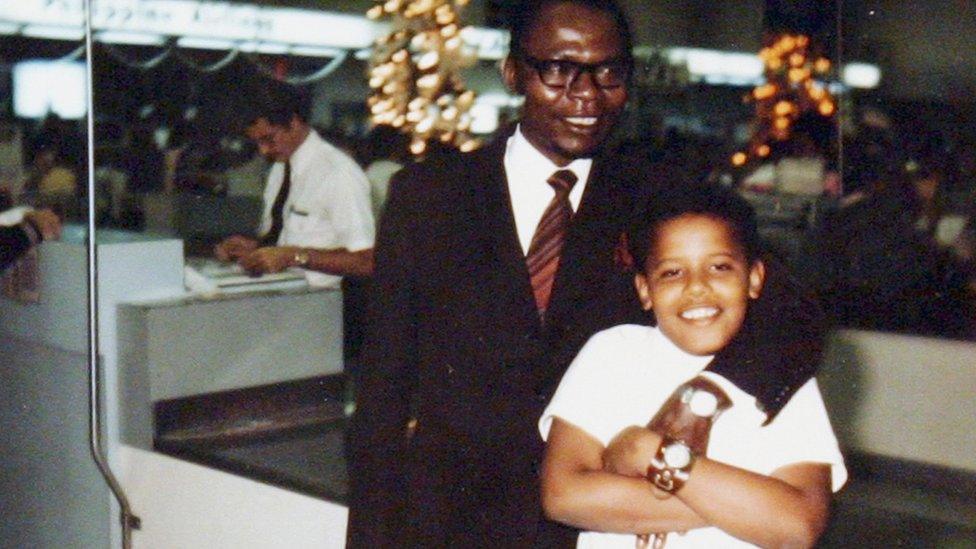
[663,442,692,468]
[689,390,719,417]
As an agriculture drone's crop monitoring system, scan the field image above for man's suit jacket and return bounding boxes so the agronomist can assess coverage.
[346,128,825,547]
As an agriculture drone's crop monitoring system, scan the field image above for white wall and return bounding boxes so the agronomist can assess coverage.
[820,329,976,472]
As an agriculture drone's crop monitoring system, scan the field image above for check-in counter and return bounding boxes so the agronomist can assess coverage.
[117,285,343,449]
[0,225,184,548]
[1,226,349,548]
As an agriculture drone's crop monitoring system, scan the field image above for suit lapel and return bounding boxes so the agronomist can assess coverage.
[546,154,622,324]
[469,135,541,333]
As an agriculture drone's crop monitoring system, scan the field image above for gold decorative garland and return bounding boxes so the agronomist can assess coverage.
[366,0,481,155]
[733,33,836,167]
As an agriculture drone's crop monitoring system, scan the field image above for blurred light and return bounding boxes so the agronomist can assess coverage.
[289,45,346,58]
[13,60,87,119]
[21,24,84,41]
[774,101,793,116]
[177,37,236,50]
[753,84,777,99]
[471,91,523,108]
[666,47,764,86]
[469,102,499,134]
[731,152,747,166]
[97,31,166,46]
[842,63,881,89]
[239,41,289,55]
[460,26,509,60]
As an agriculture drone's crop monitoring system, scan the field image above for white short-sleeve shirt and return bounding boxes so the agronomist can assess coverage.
[259,130,375,288]
[540,324,847,549]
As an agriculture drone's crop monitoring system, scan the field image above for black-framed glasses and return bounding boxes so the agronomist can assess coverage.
[518,54,631,89]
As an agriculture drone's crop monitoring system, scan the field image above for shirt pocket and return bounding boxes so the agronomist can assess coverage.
[283,207,337,248]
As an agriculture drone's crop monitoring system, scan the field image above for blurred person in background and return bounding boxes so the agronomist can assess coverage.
[0,207,62,270]
[214,80,374,287]
[361,125,410,222]
[797,127,974,338]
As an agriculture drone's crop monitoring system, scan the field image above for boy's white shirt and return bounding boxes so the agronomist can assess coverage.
[540,323,847,549]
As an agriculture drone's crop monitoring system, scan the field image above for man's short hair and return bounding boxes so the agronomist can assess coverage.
[505,0,634,64]
[627,183,763,269]
[240,79,312,128]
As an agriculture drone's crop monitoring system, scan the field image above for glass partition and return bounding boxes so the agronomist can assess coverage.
[0,1,108,547]
[75,0,976,546]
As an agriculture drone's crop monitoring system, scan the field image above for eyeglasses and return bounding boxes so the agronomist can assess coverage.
[251,126,284,147]
[518,54,630,89]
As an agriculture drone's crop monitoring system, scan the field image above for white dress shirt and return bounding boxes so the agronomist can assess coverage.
[503,125,593,255]
[259,130,375,288]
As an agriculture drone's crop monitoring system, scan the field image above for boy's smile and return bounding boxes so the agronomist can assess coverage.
[634,213,765,356]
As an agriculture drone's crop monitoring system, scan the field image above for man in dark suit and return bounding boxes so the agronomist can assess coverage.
[346,0,824,546]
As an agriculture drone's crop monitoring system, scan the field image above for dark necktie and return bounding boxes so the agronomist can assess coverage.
[264,161,291,245]
[526,169,578,318]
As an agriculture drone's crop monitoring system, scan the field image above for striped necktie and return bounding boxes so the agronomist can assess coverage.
[526,169,578,319]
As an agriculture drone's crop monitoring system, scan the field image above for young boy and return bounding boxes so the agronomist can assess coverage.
[539,183,846,548]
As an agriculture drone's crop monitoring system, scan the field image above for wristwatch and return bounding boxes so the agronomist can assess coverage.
[293,248,310,267]
[648,437,695,493]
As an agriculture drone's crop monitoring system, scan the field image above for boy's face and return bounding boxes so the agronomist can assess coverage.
[634,214,765,356]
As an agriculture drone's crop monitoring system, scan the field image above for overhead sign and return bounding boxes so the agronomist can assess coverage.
[1,0,384,49]
[0,0,511,57]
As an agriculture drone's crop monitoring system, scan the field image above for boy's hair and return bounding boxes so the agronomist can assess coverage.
[239,79,311,129]
[627,183,763,269]
[505,0,634,66]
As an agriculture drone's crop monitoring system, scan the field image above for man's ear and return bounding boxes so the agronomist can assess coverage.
[502,56,521,94]
[748,259,766,299]
[634,273,654,311]
[288,114,303,131]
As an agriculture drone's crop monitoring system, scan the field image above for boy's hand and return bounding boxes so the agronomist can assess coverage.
[602,426,661,478]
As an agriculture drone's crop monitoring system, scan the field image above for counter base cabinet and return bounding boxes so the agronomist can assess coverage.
[118,288,344,449]
[119,444,348,549]
[0,336,111,549]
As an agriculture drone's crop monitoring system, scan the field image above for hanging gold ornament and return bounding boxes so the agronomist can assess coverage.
[735,33,839,167]
[366,0,482,156]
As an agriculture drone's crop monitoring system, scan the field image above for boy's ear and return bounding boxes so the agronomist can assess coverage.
[633,273,654,311]
[748,259,766,299]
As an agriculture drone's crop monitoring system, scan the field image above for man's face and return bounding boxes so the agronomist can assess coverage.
[246,116,305,162]
[503,2,629,166]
